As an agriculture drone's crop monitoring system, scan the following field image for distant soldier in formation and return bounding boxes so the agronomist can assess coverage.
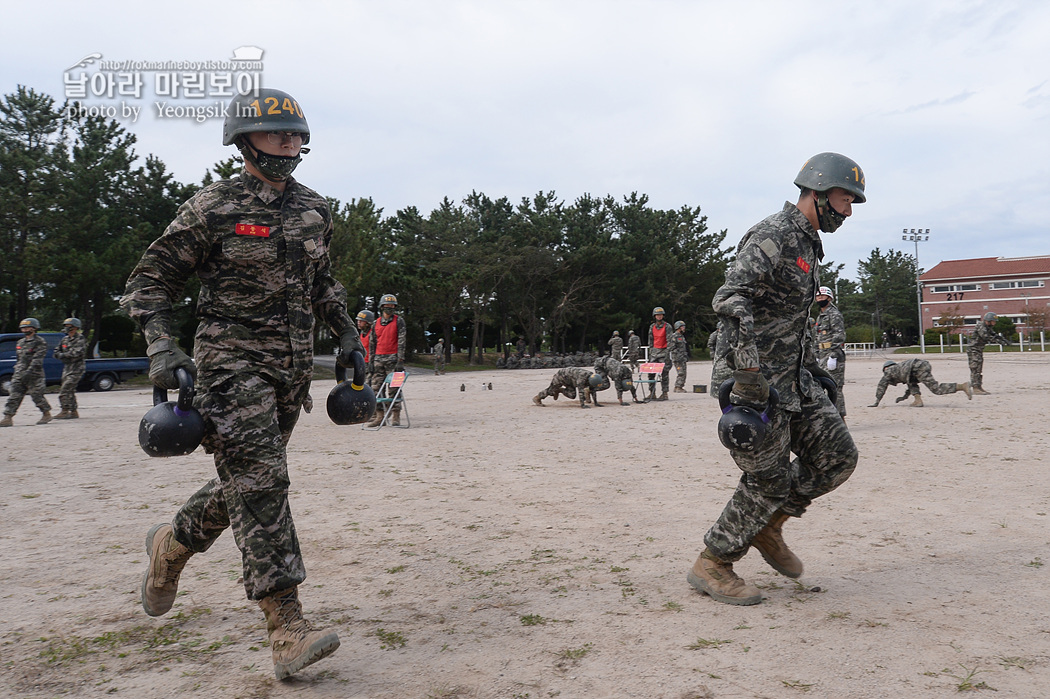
[356,310,375,386]
[54,317,87,419]
[670,320,689,392]
[607,330,624,360]
[814,286,847,417]
[1,318,52,426]
[968,312,1011,395]
[532,367,596,408]
[594,355,640,405]
[868,359,972,408]
[647,307,672,400]
[433,338,445,375]
[626,330,641,372]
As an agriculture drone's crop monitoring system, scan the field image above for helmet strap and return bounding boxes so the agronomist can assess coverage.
[815,192,847,233]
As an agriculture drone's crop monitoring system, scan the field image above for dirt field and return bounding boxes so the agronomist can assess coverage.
[3,351,1049,698]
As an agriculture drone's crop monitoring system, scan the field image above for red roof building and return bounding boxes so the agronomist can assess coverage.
[919,256,1050,333]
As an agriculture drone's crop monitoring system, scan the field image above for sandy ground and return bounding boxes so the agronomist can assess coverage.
[2,351,1050,699]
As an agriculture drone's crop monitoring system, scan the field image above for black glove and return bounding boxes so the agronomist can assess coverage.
[146,337,197,390]
[730,369,768,408]
[337,330,365,368]
[867,402,880,408]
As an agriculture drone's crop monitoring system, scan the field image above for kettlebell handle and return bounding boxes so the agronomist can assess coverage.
[152,367,196,416]
[335,350,367,389]
[717,378,779,419]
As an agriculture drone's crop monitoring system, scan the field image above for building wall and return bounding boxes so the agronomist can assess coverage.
[921,271,1049,333]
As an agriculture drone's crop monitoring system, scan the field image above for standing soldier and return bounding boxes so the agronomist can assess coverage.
[648,307,672,401]
[869,359,972,407]
[688,153,865,606]
[968,312,1010,395]
[54,317,87,419]
[671,320,689,393]
[366,294,407,427]
[814,286,847,417]
[123,88,364,680]
[356,309,375,386]
[1,318,52,426]
[626,330,642,373]
[594,354,641,405]
[433,337,445,375]
[532,367,596,408]
[607,330,624,360]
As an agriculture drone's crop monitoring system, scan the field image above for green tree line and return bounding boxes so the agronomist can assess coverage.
[1,85,925,358]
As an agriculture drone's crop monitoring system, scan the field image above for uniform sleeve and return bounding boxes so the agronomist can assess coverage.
[397,317,407,361]
[874,375,891,403]
[830,308,847,348]
[712,231,777,370]
[310,213,354,337]
[30,338,47,373]
[121,196,213,344]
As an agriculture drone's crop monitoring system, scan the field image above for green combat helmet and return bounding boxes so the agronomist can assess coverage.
[19,317,40,330]
[223,88,310,182]
[674,321,685,330]
[63,317,82,328]
[652,306,665,317]
[794,152,866,203]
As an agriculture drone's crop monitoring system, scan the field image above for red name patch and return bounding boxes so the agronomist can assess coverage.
[235,224,270,238]
[796,257,810,273]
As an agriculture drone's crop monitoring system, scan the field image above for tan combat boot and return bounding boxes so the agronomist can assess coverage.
[0,415,12,427]
[972,386,991,395]
[390,405,401,426]
[258,587,340,680]
[532,394,544,406]
[69,410,79,419]
[656,391,669,401]
[36,411,52,424]
[910,394,924,407]
[687,549,762,606]
[54,410,70,419]
[141,523,194,616]
[750,511,803,578]
[674,387,687,393]
[957,382,973,400]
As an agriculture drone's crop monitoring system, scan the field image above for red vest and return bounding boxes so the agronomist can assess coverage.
[652,323,668,349]
[374,316,400,356]
[360,329,372,363]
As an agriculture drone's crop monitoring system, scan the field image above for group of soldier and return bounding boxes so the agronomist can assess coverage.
[353,293,407,428]
[1,317,87,427]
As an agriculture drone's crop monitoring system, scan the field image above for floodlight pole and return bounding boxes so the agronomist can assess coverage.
[902,228,930,353]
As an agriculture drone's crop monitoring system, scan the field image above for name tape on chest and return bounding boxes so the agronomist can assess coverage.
[235,223,271,238]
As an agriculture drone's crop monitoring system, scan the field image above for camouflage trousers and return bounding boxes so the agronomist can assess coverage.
[674,361,688,390]
[59,368,84,411]
[906,363,958,396]
[171,366,311,600]
[648,348,670,395]
[370,354,402,399]
[538,369,588,407]
[704,393,858,562]
[627,352,640,373]
[434,354,445,374]
[819,352,847,417]
[967,346,984,389]
[4,372,50,416]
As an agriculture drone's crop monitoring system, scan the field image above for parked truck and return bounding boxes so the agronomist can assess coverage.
[0,332,150,396]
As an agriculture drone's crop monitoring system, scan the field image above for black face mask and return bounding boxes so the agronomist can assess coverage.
[817,299,830,309]
[239,140,303,182]
[815,192,847,233]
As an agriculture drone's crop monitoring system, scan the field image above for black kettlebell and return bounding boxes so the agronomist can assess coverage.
[716,378,780,452]
[139,367,205,457]
[814,374,838,405]
[327,350,376,425]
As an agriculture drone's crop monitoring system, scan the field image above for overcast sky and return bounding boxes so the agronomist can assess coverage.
[3,0,1047,280]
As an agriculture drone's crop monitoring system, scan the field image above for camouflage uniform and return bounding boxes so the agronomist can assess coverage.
[670,328,689,391]
[369,314,406,397]
[626,333,641,372]
[967,322,1009,391]
[710,321,731,399]
[122,171,356,600]
[54,330,87,413]
[595,355,638,403]
[433,339,445,375]
[704,202,858,562]
[536,367,593,407]
[815,302,846,416]
[872,358,960,405]
[3,333,51,418]
[647,321,672,396]
[608,333,624,360]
